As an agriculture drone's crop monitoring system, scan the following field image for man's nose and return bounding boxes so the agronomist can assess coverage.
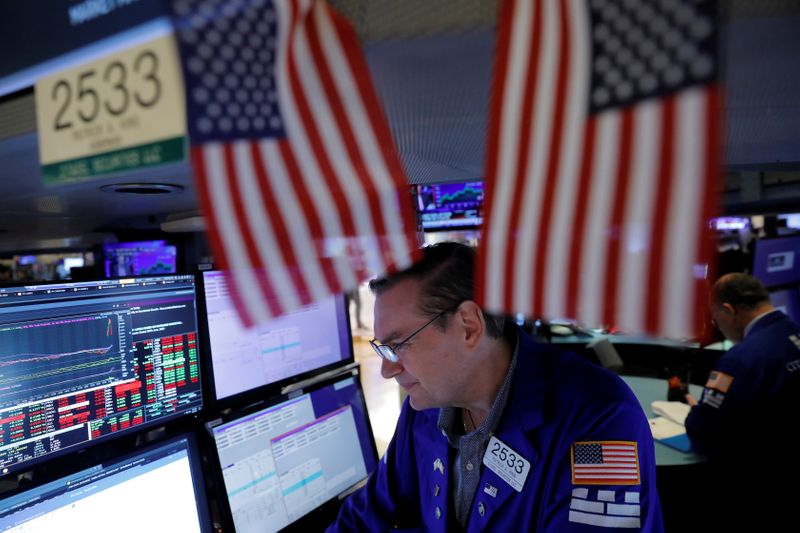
[380,356,402,379]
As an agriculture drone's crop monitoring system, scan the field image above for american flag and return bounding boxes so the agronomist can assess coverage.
[477,0,721,338]
[572,441,640,485]
[168,0,419,326]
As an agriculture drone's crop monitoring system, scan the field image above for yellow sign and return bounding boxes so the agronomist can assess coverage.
[35,34,186,184]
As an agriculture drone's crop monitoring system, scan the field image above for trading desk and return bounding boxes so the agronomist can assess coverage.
[621,376,704,466]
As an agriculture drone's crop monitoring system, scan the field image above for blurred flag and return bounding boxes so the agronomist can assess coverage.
[478,0,721,338]
[168,0,419,326]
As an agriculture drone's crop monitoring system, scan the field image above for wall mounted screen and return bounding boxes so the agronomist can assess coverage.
[416,181,484,230]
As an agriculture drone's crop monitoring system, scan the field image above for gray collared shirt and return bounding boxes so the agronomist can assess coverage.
[437,331,519,529]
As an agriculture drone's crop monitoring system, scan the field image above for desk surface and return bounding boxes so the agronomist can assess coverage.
[621,376,705,467]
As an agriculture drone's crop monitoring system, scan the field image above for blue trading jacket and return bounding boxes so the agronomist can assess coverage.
[329,329,663,531]
[685,310,800,459]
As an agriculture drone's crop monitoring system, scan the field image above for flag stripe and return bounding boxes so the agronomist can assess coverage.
[644,96,676,333]
[513,0,558,314]
[579,114,620,326]
[191,146,254,327]
[565,116,597,319]
[285,0,370,296]
[477,0,517,310]
[616,101,659,332]
[299,10,391,271]
[663,88,706,337]
[532,0,571,315]
[502,0,543,313]
[202,144,271,325]
[223,143,285,317]
[544,0,590,318]
[602,109,635,327]
[323,5,419,271]
[245,142,304,311]
[236,143,303,312]
[276,1,362,292]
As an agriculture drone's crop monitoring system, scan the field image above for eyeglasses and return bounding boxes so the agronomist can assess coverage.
[369,310,450,363]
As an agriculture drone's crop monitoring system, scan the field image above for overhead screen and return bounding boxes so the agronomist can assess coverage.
[202,271,352,401]
[209,375,377,533]
[103,240,177,277]
[416,181,484,230]
[752,235,800,288]
[0,275,203,475]
[0,434,211,532]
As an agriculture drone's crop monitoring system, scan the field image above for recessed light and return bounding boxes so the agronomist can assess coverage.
[100,183,184,195]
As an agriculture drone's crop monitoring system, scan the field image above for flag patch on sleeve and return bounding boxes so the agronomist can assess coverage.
[571,441,640,485]
[704,371,734,393]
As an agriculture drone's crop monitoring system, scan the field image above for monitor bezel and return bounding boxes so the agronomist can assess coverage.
[0,274,205,476]
[202,367,379,533]
[195,269,356,413]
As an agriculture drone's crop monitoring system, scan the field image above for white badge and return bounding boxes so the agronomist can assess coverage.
[482,436,531,493]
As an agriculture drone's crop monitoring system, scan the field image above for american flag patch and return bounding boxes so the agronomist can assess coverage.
[571,441,640,485]
[704,370,734,393]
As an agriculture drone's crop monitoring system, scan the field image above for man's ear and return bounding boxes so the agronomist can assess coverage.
[456,300,485,349]
[721,302,736,316]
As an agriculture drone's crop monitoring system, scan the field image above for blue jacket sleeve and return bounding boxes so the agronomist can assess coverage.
[327,400,424,532]
[685,356,746,455]
[540,398,664,532]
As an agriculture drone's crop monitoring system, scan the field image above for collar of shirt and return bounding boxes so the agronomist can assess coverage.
[437,327,520,447]
[743,309,781,338]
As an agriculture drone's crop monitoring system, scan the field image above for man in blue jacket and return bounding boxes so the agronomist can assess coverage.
[329,242,663,531]
[685,272,800,527]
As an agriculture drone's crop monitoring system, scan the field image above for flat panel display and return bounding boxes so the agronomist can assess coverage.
[209,375,377,533]
[202,271,352,402]
[416,181,484,230]
[0,275,203,475]
[0,434,211,532]
[103,241,177,277]
[752,235,800,288]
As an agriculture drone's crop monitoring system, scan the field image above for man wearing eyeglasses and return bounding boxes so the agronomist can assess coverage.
[329,242,663,532]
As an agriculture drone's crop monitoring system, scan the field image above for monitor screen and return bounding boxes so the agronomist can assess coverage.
[417,181,484,230]
[752,235,800,288]
[209,374,378,533]
[0,275,203,475]
[103,241,177,277]
[202,271,353,402]
[0,434,211,532]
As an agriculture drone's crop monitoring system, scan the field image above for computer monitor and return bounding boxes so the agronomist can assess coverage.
[0,275,203,475]
[103,240,178,277]
[208,373,378,532]
[0,434,212,532]
[200,270,353,405]
[752,235,800,288]
[416,181,484,231]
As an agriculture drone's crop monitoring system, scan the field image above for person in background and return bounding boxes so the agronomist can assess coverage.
[685,272,800,527]
[329,242,663,532]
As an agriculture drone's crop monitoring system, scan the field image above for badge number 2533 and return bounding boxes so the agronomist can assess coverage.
[483,436,530,493]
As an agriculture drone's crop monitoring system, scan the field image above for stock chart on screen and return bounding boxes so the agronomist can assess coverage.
[0,275,202,474]
[416,181,484,230]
